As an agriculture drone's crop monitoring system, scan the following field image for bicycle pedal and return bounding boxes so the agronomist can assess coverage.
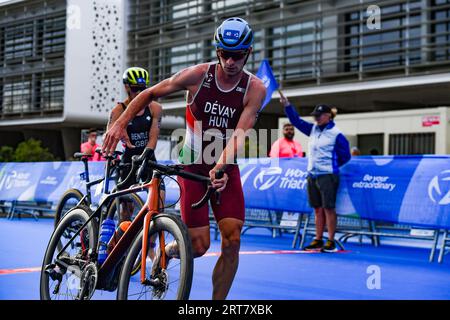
[53,281,62,295]
[44,264,63,282]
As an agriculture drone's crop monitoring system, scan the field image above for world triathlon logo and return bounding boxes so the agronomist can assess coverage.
[240,166,307,191]
[202,72,214,89]
[253,167,283,191]
[428,170,450,205]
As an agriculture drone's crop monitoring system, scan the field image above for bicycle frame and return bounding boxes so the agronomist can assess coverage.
[76,156,119,208]
[55,172,164,289]
[98,173,164,286]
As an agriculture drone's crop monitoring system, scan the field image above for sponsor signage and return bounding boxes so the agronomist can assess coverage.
[1,156,449,228]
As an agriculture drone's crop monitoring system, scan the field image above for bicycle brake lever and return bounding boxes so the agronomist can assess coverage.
[191,186,215,209]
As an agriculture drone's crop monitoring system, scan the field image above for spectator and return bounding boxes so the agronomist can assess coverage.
[279,91,351,253]
[351,147,361,156]
[80,128,102,161]
[269,123,303,158]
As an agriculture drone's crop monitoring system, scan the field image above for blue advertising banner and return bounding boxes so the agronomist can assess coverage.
[1,156,449,228]
[237,157,311,212]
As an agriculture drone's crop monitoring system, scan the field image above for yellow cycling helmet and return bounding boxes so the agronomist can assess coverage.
[122,67,149,87]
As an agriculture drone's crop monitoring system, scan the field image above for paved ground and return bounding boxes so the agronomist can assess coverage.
[1,217,449,300]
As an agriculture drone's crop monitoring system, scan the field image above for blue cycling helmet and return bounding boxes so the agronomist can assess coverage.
[214,17,253,51]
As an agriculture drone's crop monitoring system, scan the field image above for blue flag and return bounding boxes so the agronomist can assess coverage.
[256,59,279,111]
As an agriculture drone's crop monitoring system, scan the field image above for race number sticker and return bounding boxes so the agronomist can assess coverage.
[223,29,240,40]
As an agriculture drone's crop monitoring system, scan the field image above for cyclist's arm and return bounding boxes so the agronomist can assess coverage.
[215,76,266,171]
[147,102,162,150]
[106,104,124,131]
[105,104,126,162]
[103,64,208,154]
[115,64,207,128]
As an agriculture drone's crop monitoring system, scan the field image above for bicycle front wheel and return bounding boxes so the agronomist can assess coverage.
[117,214,193,300]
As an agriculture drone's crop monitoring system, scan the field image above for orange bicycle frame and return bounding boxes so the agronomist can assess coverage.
[97,174,164,285]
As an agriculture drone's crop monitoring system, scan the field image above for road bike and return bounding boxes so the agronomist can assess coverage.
[40,148,220,300]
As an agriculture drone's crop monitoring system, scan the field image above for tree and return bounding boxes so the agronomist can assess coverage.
[0,146,14,162]
[13,138,56,162]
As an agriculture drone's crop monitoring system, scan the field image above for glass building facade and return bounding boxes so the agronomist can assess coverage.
[128,0,450,100]
[1,0,449,118]
[0,0,65,119]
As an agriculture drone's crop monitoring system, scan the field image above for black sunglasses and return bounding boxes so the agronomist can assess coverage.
[217,49,248,61]
[129,85,146,93]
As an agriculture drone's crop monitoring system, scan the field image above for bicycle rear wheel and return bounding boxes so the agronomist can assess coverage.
[54,188,86,228]
[106,192,144,223]
[40,206,98,300]
[117,214,193,300]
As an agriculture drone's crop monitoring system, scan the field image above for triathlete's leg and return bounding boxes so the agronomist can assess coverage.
[212,217,243,300]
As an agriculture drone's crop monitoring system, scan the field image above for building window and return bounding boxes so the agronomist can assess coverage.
[212,0,246,11]
[2,79,32,113]
[0,2,65,118]
[246,30,263,73]
[432,0,450,61]
[269,20,320,80]
[344,1,422,72]
[41,75,64,110]
[169,42,203,75]
[0,74,64,114]
[389,133,436,155]
[42,16,66,55]
[4,22,34,60]
[172,0,203,20]
[1,14,65,63]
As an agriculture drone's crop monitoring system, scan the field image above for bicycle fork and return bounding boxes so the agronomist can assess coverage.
[140,175,166,285]
[141,210,167,283]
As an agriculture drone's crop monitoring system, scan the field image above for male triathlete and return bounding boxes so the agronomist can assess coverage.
[103,18,266,300]
[107,67,164,222]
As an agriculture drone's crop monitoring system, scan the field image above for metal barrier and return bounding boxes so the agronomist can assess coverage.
[164,207,303,248]
[241,209,303,249]
[438,230,450,263]
[4,201,55,220]
[2,199,443,261]
[299,213,441,262]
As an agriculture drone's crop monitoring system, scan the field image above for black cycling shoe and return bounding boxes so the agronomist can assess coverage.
[303,239,324,251]
[321,240,338,253]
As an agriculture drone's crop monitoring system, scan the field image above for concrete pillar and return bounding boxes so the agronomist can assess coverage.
[61,127,81,160]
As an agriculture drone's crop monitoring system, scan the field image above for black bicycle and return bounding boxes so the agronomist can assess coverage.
[54,149,144,229]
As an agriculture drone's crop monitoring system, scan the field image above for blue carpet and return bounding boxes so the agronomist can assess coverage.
[0,218,449,300]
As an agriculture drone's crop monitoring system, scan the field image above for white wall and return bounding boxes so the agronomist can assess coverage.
[278,107,450,155]
[64,0,126,123]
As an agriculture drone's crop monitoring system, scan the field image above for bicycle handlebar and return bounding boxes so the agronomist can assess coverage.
[116,148,223,209]
[115,148,154,190]
[147,160,224,209]
[73,148,122,160]
[73,152,93,159]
